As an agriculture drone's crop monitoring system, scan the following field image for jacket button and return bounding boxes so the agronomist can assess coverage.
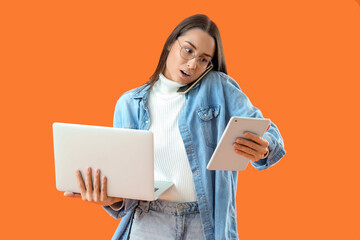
[200,197,204,200]
[188,149,192,153]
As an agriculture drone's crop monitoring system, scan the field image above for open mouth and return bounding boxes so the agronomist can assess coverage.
[180,70,191,77]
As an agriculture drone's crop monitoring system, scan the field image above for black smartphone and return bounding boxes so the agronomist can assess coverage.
[177,64,214,94]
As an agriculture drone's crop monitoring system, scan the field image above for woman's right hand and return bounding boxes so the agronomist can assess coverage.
[64,167,123,207]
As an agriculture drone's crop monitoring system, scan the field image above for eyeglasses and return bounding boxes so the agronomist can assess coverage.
[177,39,212,69]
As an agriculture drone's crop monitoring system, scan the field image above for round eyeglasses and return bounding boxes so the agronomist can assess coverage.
[177,39,212,69]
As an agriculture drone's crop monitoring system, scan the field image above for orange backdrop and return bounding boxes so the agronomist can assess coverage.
[1,0,359,239]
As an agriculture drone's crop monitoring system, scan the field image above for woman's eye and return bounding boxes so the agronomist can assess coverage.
[185,48,193,54]
[201,58,209,63]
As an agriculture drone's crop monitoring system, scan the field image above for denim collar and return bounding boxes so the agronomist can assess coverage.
[130,78,203,100]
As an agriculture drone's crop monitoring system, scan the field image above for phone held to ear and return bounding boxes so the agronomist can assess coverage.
[177,65,213,94]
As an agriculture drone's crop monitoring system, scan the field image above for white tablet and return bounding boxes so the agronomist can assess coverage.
[206,117,271,171]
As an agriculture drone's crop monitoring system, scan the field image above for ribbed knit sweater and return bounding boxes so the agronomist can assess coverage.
[148,73,197,202]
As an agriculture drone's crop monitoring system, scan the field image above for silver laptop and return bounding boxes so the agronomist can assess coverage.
[52,122,173,201]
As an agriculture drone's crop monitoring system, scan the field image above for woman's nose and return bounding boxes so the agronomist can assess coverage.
[187,58,197,69]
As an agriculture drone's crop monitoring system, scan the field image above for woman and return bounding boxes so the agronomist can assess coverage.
[65,14,286,240]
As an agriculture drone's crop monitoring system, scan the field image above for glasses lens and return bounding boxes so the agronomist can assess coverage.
[180,47,194,60]
[197,58,212,69]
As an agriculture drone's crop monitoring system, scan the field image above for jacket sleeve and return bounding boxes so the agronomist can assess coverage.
[222,74,286,171]
[102,199,139,219]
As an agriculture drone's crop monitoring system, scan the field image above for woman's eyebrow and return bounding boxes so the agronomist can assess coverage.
[184,41,213,58]
[184,41,197,50]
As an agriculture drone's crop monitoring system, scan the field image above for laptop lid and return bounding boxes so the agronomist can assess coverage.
[53,122,169,201]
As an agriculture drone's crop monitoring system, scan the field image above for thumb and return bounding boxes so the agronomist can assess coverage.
[64,192,81,198]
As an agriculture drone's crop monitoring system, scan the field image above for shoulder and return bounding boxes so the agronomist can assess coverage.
[200,70,242,91]
[115,84,149,107]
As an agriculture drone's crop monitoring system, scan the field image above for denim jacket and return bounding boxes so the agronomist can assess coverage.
[103,71,286,240]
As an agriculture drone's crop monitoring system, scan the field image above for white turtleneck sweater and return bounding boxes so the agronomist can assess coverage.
[148,73,197,202]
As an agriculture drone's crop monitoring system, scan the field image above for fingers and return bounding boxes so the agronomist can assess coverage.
[101,176,108,202]
[76,168,95,201]
[71,169,119,206]
[85,168,93,200]
[93,169,101,202]
[233,142,264,161]
[233,132,270,161]
[243,132,269,148]
[72,168,105,204]
[64,192,81,198]
[234,143,263,158]
[75,170,87,200]
[234,138,267,157]
[234,148,258,161]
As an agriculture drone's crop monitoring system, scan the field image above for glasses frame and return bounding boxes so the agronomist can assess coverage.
[177,39,213,69]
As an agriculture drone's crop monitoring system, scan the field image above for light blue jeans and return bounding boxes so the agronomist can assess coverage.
[129,199,206,240]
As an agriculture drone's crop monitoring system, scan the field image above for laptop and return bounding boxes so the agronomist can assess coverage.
[52,122,173,201]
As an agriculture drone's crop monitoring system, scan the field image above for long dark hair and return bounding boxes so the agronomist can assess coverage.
[144,14,227,89]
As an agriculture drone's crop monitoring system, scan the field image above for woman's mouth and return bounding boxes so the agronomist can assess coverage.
[180,70,191,78]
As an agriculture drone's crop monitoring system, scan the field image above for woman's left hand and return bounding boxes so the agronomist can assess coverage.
[233,132,269,162]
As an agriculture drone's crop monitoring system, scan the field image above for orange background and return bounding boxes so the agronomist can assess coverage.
[1,0,359,239]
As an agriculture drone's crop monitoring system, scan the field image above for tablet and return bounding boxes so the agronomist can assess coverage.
[206,117,271,171]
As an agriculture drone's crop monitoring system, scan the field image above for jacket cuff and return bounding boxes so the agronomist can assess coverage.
[251,132,286,170]
[102,199,139,219]
[109,201,125,211]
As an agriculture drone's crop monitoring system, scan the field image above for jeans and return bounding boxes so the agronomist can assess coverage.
[129,199,206,240]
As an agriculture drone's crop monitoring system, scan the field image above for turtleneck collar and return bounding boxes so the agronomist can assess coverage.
[151,73,187,98]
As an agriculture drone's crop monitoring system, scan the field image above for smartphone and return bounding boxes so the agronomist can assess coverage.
[177,64,214,94]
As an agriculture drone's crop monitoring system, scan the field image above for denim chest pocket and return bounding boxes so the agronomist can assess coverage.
[197,105,220,149]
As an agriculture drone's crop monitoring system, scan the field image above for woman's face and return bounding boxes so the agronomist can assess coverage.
[163,28,215,85]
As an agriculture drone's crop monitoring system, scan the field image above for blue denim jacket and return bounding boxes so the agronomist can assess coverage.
[103,71,286,240]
